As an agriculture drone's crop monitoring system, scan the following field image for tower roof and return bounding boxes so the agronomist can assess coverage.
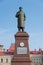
[8,43,15,52]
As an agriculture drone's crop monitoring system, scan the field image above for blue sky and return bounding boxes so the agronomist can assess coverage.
[0,0,43,50]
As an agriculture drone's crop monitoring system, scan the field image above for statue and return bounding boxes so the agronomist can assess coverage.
[16,7,26,32]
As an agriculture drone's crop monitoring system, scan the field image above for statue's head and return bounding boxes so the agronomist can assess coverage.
[19,7,22,11]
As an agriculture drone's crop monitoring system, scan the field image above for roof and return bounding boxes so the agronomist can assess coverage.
[0,52,9,56]
[8,43,15,52]
[0,44,43,56]
[8,44,43,55]
[0,45,3,47]
[30,51,43,54]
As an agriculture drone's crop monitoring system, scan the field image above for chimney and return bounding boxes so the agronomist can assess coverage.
[0,45,3,52]
[39,48,42,52]
[3,49,5,52]
[39,48,42,54]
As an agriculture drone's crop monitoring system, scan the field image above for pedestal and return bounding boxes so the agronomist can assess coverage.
[11,32,33,65]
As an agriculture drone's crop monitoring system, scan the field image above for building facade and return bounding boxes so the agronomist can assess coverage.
[30,49,43,65]
[0,44,43,65]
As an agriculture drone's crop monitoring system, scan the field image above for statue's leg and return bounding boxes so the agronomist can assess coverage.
[18,28,20,32]
[22,28,24,32]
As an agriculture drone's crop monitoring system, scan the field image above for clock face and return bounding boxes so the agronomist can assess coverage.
[20,42,24,47]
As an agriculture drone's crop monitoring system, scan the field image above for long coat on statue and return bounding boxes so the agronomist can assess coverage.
[16,10,26,29]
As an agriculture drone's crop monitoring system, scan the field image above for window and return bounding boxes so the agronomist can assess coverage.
[35,64,37,65]
[42,58,43,62]
[39,59,42,63]
[1,58,3,63]
[6,59,8,63]
[40,64,42,65]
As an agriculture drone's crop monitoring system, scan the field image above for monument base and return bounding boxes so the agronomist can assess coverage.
[11,32,33,65]
[11,61,33,65]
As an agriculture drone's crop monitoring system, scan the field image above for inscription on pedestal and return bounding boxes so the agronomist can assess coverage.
[17,47,27,54]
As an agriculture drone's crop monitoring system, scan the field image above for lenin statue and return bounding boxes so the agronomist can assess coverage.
[16,7,26,32]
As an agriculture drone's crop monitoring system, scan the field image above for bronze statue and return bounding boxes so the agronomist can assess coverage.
[16,7,26,32]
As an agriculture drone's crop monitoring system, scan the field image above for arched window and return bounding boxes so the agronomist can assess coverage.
[1,58,3,63]
[6,59,8,63]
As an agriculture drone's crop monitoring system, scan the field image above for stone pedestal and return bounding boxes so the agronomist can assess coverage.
[11,32,33,65]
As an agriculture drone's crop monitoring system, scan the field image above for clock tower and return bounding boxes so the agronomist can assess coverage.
[11,7,33,65]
